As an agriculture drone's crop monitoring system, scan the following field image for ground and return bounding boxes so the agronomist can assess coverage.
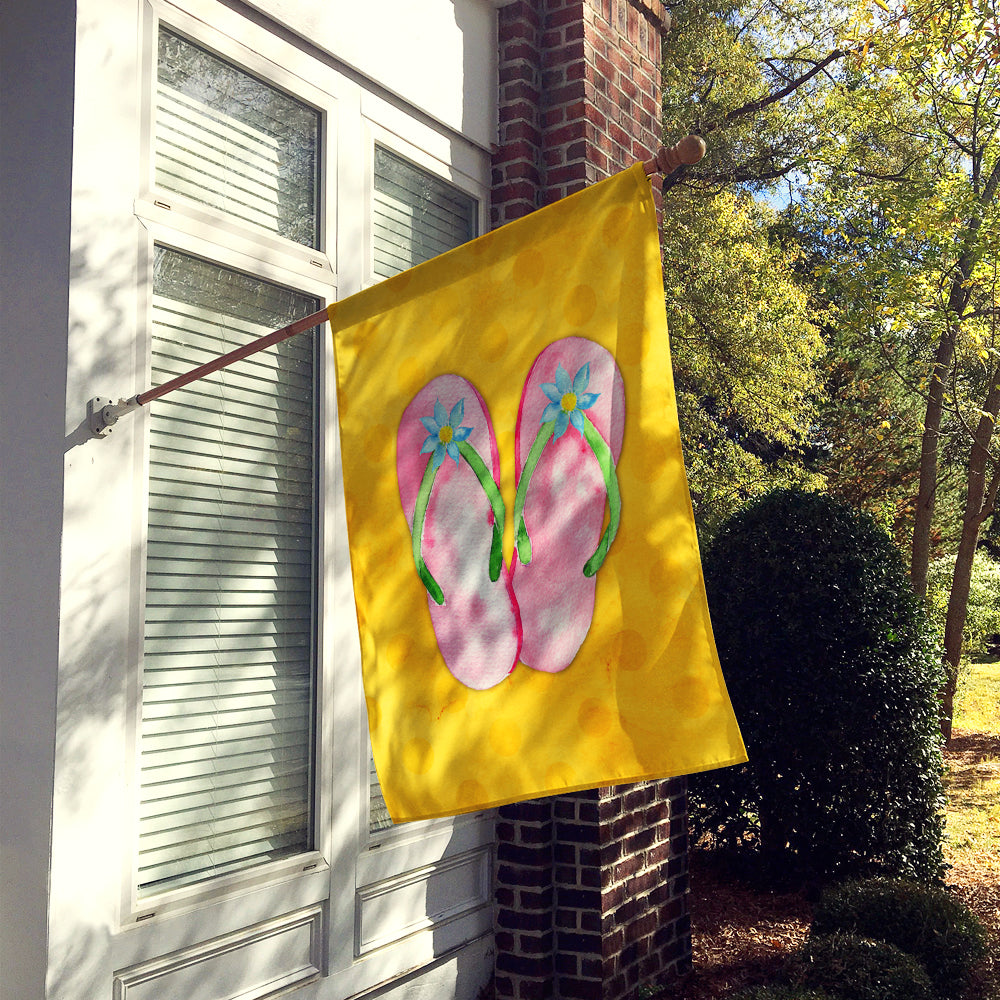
[658,730,1000,999]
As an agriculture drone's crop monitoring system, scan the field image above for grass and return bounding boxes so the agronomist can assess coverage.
[955,659,1000,734]
[942,659,1000,1000]
[945,660,1000,870]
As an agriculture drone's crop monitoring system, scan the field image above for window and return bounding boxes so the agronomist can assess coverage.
[366,146,478,834]
[120,9,494,990]
[139,248,319,895]
[155,28,320,247]
[136,26,323,897]
[372,145,477,279]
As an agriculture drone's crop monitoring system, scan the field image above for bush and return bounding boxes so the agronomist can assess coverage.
[792,933,934,1000]
[812,878,988,998]
[690,489,946,881]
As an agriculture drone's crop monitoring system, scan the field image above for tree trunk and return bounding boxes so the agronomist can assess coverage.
[940,376,1000,741]
[910,328,956,598]
[910,160,1000,596]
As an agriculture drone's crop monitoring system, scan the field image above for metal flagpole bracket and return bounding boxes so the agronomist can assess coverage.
[88,395,140,438]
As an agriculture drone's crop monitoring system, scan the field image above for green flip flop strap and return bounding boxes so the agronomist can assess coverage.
[456,440,505,584]
[411,459,445,605]
[513,416,620,575]
[513,421,554,565]
[581,414,621,577]
[410,443,505,606]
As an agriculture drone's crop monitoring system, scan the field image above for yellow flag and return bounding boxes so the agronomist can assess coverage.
[330,164,746,822]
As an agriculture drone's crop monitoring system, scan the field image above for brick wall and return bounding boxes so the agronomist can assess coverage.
[490,5,691,998]
[494,782,691,1000]
[492,0,668,227]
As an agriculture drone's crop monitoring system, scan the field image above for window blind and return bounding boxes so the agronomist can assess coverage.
[367,148,478,833]
[156,28,320,248]
[138,248,319,895]
[372,146,476,279]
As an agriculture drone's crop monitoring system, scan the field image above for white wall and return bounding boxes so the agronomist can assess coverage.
[0,0,76,994]
[243,0,498,151]
[1,1,499,997]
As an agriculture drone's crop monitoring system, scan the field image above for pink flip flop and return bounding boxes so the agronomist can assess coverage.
[397,374,521,689]
[512,338,625,673]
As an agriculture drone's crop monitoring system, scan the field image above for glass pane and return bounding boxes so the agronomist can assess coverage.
[138,246,318,895]
[372,146,477,279]
[156,28,320,248]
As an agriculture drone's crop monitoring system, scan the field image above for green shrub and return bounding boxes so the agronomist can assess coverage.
[792,933,934,1000]
[811,878,988,998]
[690,489,946,881]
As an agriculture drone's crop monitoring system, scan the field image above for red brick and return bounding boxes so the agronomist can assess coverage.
[547,3,589,28]
[624,827,656,853]
[559,887,601,909]
[542,39,586,68]
[546,163,589,186]
[542,66,566,88]
[519,930,555,954]
[520,887,554,910]
[543,106,567,129]
[625,868,658,896]
[493,139,540,165]
[558,930,603,954]
[503,80,541,104]
[625,911,657,944]
[499,842,552,867]
[498,907,551,932]
[560,979,603,1000]
[502,40,538,63]
[493,10,688,985]
[496,952,551,978]
[503,120,543,144]
[647,842,671,866]
[498,863,552,888]
[602,881,625,908]
[515,978,555,1000]
[546,119,589,146]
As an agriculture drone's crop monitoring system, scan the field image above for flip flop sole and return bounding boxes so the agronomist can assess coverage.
[513,338,625,673]
[398,374,521,690]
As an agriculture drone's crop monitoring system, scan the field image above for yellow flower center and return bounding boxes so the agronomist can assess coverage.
[438,425,454,444]
[560,392,577,413]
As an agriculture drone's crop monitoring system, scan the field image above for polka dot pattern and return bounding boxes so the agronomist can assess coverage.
[330,165,746,821]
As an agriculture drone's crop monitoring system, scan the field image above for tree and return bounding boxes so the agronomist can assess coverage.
[662,188,825,536]
[661,1,999,737]
[659,1,845,536]
[799,0,1000,736]
[661,0,854,194]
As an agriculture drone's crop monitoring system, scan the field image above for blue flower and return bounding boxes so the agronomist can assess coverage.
[420,397,473,469]
[540,362,600,439]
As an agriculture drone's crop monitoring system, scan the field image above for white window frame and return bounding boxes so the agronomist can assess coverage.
[123,0,340,932]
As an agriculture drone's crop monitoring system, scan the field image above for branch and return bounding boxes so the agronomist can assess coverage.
[663,160,800,193]
[852,164,919,183]
[701,49,848,134]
